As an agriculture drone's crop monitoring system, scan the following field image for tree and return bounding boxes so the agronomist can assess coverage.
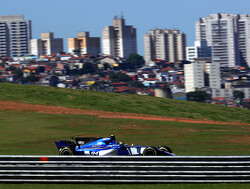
[8,68,24,83]
[109,72,132,82]
[186,91,210,103]
[90,81,111,92]
[28,60,36,64]
[125,54,145,68]
[13,69,24,81]
[233,90,245,104]
[233,90,245,99]
[236,80,246,86]
[79,62,96,74]
[6,65,16,71]
[127,81,144,88]
[22,74,40,84]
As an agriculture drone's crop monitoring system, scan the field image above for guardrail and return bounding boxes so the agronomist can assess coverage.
[0,155,249,183]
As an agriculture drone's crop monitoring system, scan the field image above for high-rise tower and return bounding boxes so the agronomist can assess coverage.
[0,15,31,57]
[68,32,100,56]
[196,13,250,68]
[31,32,63,56]
[144,29,186,64]
[102,16,137,58]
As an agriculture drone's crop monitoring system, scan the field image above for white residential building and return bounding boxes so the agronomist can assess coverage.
[102,16,137,58]
[206,61,221,89]
[212,88,250,99]
[144,29,186,64]
[186,46,198,62]
[0,15,31,57]
[186,40,211,62]
[184,58,221,93]
[30,39,42,56]
[196,13,250,68]
[31,32,63,56]
[184,62,205,92]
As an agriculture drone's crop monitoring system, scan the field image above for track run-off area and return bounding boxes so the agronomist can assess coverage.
[0,101,249,125]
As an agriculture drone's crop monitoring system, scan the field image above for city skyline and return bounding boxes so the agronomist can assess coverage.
[1,0,250,55]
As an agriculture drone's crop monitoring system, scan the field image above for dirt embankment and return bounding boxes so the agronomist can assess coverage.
[0,101,248,125]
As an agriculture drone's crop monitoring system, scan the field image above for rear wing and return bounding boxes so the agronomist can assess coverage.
[55,140,75,149]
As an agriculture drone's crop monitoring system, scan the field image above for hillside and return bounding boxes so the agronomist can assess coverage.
[0,83,249,123]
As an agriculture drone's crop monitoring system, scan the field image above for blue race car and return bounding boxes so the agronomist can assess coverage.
[55,135,175,156]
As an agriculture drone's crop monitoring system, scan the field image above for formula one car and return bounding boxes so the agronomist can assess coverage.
[55,135,175,156]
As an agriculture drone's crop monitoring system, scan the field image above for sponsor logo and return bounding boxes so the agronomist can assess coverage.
[90,151,99,156]
[92,144,108,148]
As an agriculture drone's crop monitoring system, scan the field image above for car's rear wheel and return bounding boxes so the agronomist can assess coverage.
[159,146,173,153]
[143,147,158,156]
[60,147,74,155]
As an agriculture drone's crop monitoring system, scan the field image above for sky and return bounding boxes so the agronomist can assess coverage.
[1,0,250,55]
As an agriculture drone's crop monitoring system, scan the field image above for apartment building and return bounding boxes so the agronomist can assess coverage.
[102,16,137,58]
[144,29,186,64]
[186,40,211,62]
[184,58,221,93]
[212,87,250,100]
[68,32,100,56]
[31,32,63,56]
[196,13,250,68]
[0,15,31,57]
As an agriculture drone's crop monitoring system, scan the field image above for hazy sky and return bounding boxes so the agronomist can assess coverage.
[1,0,250,55]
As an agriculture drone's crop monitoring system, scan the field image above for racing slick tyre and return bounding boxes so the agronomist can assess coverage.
[59,147,74,155]
[143,146,158,156]
[159,146,173,153]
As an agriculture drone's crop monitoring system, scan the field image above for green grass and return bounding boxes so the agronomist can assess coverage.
[0,110,249,189]
[0,83,249,123]
[0,110,249,156]
[0,83,249,188]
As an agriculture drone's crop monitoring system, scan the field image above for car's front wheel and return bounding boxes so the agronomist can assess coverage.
[59,147,74,155]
